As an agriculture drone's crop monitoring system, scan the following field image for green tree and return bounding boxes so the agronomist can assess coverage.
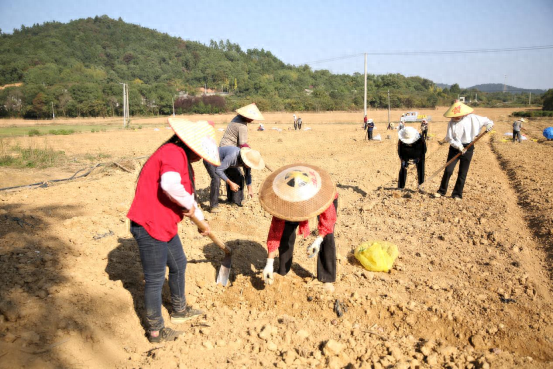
[542,89,553,111]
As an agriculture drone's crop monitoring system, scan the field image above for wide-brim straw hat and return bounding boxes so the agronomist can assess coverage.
[520,118,526,122]
[236,103,265,121]
[398,126,421,145]
[240,148,265,170]
[444,100,474,118]
[168,118,221,166]
[259,163,336,221]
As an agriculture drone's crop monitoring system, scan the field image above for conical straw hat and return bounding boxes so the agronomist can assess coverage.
[168,118,221,166]
[444,100,474,118]
[235,103,265,121]
[259,163,336,221]
[240,148,265,170]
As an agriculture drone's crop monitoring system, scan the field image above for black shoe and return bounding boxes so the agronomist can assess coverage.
[148,327,184,343]
[170,306,204,324]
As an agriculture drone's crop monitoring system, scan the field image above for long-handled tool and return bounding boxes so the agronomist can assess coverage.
[190,214,232,286]
[419,129,489,191]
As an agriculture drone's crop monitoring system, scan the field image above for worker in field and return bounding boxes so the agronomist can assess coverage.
[397,126,426,189]
[295,117,303,130]
[434,100,493,200]
[363,114,368,129]
[127,119,220,343]
[513,118,525,143]
[293,113,297,129]
[204,147,265,213]
[366,119,375,140]
[259,164,339,293]
[209,103,264,208]
[420,119,429,140]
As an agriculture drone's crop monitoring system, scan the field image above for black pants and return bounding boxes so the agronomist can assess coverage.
[225,167,244,206]
[203,161,244,207]
[513,130,521,143]
[367,129,373,140]
[421,130,428,140]
[276,198,338,283]
[203,160,220,208]
[438,144,475,199]
[398,158,425,188]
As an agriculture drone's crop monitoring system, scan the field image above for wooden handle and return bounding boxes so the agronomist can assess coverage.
[265,164,274,172]
[420,129,489,190]
[189,214,232,255]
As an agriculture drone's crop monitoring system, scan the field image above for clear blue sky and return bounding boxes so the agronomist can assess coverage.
[1,0,552,90]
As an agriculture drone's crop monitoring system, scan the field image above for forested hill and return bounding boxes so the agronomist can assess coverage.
[467,84,545,95]
[0,16,543,118]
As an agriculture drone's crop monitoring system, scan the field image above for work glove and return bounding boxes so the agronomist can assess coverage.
[263,258,274,285]
[307,236,324,258]
[452,142,464,153]
[486,122,494,132]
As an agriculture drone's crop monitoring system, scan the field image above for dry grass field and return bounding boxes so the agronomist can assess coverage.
[0,107,552,368]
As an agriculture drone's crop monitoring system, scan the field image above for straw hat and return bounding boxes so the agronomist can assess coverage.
[398,126,421,145]
[240,148,265,170]
[422,119,427,123]
[259,163,336,221]
[519,118,526,122]
[167,118,221,166]
[235,103,265,121]
[444,100,474,118]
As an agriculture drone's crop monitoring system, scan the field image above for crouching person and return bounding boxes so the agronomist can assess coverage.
[397,126,427,189]
[204,147,265,212]
[258,164,338,292]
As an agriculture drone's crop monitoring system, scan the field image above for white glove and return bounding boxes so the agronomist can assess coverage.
[452,142,464,153]
[307,236,324,258]
[486,122,494,132]
[263,258,274,285]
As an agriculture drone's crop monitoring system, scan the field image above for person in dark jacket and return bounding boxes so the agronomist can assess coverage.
[397,126,427,189]
[366,119,375,140]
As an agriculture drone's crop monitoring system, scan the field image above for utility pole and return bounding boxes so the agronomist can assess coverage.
[364,53,367,118]
[51,102,55,120]
[387,90,390,126]
[503,75,507,93]
[529,92,532,105]
[119,82,129,127]
[172,97,175,116]
[475,93,478,103]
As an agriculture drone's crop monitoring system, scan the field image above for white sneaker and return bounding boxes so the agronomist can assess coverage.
[433,193,442,198]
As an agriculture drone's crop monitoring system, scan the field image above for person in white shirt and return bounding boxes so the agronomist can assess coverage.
[434,101,493,200]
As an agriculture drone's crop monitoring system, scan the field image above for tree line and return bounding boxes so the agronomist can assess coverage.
[0,15,545,119]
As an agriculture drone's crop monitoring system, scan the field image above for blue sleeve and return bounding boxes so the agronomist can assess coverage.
[215,147,240,182]
[245,167,252,186]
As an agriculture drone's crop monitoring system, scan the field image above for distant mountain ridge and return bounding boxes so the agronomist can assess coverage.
[437,83,545,95]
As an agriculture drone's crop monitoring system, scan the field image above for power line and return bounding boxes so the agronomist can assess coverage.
[302,44,553,65]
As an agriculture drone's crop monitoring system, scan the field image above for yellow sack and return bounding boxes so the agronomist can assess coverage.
[354,241,399,272]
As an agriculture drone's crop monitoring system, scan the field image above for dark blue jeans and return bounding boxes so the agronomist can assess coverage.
[130,222,187,331]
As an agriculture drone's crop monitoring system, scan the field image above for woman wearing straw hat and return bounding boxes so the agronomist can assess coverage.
[434,100,493,200]
[127,119,220,343]
[397,126,427,189]
[204,147,265,213]
[220,103,265,149]
[217,103,264,206]
[259,164,339,293]
[512,118,525,143]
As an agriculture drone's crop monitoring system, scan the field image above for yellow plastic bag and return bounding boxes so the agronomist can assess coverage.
[354,241,399,272]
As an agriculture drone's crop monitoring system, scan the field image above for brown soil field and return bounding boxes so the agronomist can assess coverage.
[1,107,552,368]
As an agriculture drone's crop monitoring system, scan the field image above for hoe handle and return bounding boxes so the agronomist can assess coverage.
[189,214,232,255]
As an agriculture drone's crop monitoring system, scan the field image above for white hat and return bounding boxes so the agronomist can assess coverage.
[519,118,526,122]
[240,148,265,170]
[398,126,421,145]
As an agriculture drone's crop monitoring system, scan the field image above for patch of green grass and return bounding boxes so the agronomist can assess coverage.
[28,129,42,136]
[83,152,112,162]
[0,143,66,168]
[48,129,75,135]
